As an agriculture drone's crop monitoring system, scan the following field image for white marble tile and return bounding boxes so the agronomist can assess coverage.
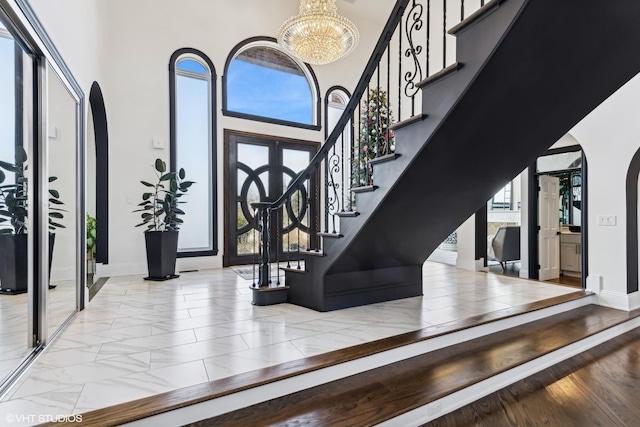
[96,330,196,359]
[0,385,82,426]
[73,360,209,413]
[203,342,306,381]
[149,335,248,369]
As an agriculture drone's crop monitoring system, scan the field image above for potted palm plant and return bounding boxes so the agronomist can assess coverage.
[0,146,65,294]
[134,158,193,280]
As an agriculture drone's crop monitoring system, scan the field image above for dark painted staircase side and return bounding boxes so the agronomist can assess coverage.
[286,0,640,311]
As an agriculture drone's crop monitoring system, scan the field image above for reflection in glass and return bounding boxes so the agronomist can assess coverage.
[0,25,34,382]
[47,66,78,337]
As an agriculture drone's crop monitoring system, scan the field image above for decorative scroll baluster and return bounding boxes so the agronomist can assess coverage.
[403,0,424,116]
[386,46,391,156]
[326,136,340,232]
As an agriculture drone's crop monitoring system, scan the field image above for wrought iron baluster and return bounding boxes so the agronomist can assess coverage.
[324,145,329,233]
[376,67,381,160]
[386,45,391,156]
[275,207,280,285]
[313,176,320,252]
[426,0,430,77]
[443,0,447,69]
[286,197,291,268]
[398,19,402,121]
[366,88,371,184]
[461,0,465,20]
[252,206,257,287]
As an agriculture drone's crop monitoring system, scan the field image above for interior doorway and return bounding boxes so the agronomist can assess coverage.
[223,130,319,266]
[529,145,586,288]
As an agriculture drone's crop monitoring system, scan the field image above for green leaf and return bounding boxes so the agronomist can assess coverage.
[49,189,60,198]
[15,146,27,163]
[49,221,65,229]
[160,172,175,181]
[49,199,64,205]
[142,192,153,200]
[141,181,156,188]
[170,180,178,192]
[0,170,5,183]
[49,212,64,219]
[179,168,185,180]
[49,176,58,182]
[155,158,166,173]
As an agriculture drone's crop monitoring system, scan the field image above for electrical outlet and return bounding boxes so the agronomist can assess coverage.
[597,215,617,226]
[427,401,442,417]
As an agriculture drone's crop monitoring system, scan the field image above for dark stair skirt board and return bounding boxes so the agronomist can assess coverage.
[286,265,423,312]
[251,285,289,306]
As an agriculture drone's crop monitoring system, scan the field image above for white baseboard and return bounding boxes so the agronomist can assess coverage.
[598,290,633,310]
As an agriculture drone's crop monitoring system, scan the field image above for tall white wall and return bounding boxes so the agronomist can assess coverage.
[28,0,393,276]
[571,73,640,310]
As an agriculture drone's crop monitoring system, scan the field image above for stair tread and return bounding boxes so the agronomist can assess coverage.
[335,211,360,217]
[448,0,506,35]
[416,62,463,89]
[280,266,306,273]
[351,185,378,193]
[317,232,343,238]
[367,153,401,165]
[389,114,427,131]
[300,249,325,257]
[202,302,637,426]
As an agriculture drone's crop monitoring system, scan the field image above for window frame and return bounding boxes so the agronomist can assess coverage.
[169,48,218,257]
[222,37,321,131]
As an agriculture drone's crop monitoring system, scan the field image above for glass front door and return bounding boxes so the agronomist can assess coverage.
[225,132,318,266]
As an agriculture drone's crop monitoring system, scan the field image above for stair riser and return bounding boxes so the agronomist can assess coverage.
[382,315,640,426]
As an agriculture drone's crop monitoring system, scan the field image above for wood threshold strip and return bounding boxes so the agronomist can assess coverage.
[40,291,591,427]
[193,304,640,426]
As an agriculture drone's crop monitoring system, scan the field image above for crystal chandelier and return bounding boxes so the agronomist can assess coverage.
[277,0,359,65]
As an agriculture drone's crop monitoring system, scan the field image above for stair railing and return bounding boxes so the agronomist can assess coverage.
[252,0,488,288]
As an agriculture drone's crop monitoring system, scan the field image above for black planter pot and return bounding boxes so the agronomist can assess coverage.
[0,233,55,294]
[144,230,180,281]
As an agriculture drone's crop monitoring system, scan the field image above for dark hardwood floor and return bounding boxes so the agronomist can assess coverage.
[426,326,640,426]
[184,305,638,427]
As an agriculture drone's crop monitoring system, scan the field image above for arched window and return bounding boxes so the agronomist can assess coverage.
[169,48,218,256]
[223,37,320,130]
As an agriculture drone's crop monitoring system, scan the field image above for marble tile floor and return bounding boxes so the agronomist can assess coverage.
[0,280,78,385]
[0,262,579,425]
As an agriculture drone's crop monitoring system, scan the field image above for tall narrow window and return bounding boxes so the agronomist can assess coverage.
[170,49,217,256]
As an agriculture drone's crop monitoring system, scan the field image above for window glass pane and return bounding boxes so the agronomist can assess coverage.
[177,59,207,75]
[175,74,212,252]
[537,151,581,173]
[227,46,313,124]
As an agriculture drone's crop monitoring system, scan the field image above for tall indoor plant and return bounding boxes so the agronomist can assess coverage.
[0,146,65,293]
[134,158,193,280]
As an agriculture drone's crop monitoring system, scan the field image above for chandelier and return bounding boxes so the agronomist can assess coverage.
[277,0,359,65]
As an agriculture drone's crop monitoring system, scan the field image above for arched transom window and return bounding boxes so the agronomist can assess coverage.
[224,38,320,130]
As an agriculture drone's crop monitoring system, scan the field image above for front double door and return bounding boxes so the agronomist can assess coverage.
[225,131,319,266]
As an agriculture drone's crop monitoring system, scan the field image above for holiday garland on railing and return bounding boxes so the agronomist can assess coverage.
[353,87,395,186]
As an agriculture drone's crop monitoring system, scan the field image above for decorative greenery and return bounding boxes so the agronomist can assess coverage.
[134,158,194,232]
[0,146,65,235]
[86,214,97,255]
[354,87,395,186]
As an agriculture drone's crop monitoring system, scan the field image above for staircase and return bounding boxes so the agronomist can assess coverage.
[251,0,640,312]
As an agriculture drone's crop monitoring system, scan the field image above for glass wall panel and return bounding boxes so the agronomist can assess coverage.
[47,65,78,336]
[0,21,35,383]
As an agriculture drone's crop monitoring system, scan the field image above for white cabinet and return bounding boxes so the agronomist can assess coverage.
[560,233,581,273]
